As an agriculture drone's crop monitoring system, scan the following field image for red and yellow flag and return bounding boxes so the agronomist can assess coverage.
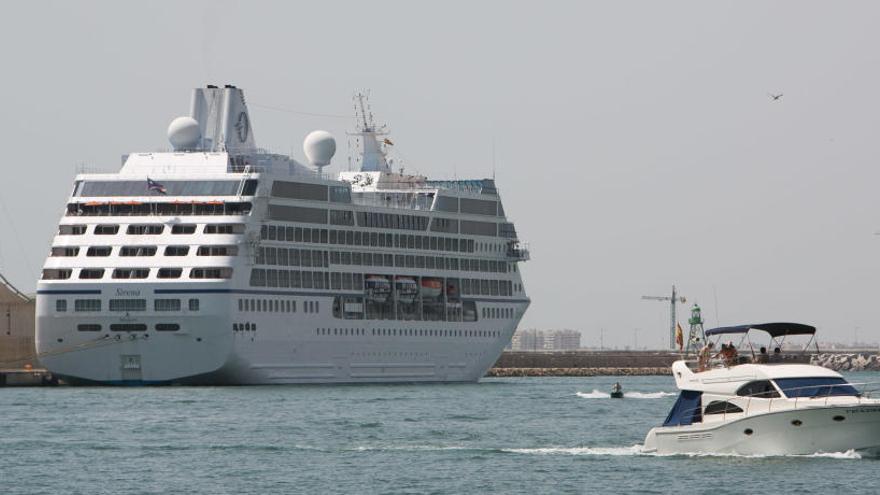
[675,323,684,350]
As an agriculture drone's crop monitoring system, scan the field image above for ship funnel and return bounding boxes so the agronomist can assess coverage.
[188,85,257,153]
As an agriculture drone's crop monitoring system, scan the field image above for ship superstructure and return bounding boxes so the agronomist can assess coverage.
[35,86,530,384]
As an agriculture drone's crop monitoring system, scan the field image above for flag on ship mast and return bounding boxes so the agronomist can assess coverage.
[147,178,167,195]
[675,323,684,351]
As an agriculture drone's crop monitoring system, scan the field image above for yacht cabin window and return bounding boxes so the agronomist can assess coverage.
[773,377,859,398]
[735,380,781,399]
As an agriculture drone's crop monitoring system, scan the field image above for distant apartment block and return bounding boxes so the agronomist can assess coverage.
[509,329,581,351]
[543,329,581,350]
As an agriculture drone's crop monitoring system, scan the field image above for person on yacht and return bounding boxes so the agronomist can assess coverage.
[755,346,769,364]
[770,346,783,363]
[697,342,714,371]
[720,342,738,367]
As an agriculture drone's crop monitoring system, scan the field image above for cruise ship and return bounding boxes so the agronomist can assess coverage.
[35,85,530,384]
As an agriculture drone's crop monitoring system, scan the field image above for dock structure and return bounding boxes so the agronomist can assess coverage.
[0,368,57,386]
[489,350,679,376]
[0,272,39,375]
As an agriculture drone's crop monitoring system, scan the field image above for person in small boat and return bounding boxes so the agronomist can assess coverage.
[611,382,623,398]
[697,341,714,371]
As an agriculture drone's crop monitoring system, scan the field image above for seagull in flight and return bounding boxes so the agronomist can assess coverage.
[768,93,783,101]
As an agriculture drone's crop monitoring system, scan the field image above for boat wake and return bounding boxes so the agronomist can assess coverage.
[503,445,645,456]
[334,443,865,459]
[576,390,675,399]
[504,445,864,459]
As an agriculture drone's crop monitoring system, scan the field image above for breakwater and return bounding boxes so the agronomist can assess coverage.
[488,367,671,377]
[811,353,880,371]
[487,351,880,376]
[489,351,679,376]
[494,350,678,368]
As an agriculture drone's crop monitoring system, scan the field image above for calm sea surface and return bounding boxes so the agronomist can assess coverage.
[3,373,878,494]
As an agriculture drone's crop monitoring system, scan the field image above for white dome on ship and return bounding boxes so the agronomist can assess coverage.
[303,130,336,167]
[167,116,201,150]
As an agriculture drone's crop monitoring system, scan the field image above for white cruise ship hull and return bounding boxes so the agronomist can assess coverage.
[36,284,526,385]
[35,85,532,385]
[643,405,880,456]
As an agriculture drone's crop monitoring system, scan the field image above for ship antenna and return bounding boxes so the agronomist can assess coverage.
[348,90,391,173]
[492,137,496,180]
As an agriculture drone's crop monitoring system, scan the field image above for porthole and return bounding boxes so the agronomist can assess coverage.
[833,415,845,422]
[791,420,802,427]
[743,428,754,435]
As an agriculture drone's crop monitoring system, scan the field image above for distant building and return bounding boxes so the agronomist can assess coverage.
[543,329,581,350]
[510,329,581,351]
[511,329,545,351]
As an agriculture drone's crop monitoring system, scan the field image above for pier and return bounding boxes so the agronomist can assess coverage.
[488,350,678,376]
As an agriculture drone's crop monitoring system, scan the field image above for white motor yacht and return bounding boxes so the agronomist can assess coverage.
[643,323,880,455]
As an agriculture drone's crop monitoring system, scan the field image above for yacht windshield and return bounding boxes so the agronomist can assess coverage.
[773,377,859,398]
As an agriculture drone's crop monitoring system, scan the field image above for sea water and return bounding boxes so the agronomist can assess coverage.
[2,373,878,494]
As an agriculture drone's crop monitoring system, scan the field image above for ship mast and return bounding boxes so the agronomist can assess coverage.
[348,92,392,173]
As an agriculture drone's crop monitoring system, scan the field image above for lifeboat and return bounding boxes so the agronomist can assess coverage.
[364,276,391,303]
[420,278,443,299]
[395,277,418,304]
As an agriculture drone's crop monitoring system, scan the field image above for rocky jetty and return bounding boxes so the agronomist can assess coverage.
[487,367,671,377]
[811,353,880,372]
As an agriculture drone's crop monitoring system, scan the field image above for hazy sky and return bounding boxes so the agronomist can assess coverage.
[1,1,879,348]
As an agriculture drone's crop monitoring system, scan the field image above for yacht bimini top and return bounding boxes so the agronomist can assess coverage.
[705,322,816,338]
[685,322,820,376]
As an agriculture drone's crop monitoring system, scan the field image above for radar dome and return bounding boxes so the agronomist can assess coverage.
[167,116,201,150]
[303,130,336,167]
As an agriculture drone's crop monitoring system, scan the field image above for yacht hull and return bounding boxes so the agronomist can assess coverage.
[643,405,880,455]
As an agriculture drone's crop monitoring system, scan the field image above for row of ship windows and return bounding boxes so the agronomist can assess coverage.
[49,245,238,258]
[58,223,512,258]
[315,327,502,338]
[256,246,513,274]
[250,270,357,290]
[66,202,252,217]
[58,298,516,318]
[76,323,180,332]
[57,298,201,313]
[42,267,232,281]
[58,223,244,236]
[249,269,516,297]
[261,225,509,255]
[237,299,320,314]
[482,307,515,319]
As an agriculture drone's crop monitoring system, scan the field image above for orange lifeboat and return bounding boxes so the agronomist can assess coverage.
[420,278,443,299]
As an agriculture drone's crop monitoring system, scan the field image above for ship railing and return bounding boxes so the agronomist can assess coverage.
[506,241,530,261]
[349,193,434,211]
[664,381,880,427]
[66,201,253,217]
[686,352,813,371]
[748,381,880,418]
[230,164,337,181]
